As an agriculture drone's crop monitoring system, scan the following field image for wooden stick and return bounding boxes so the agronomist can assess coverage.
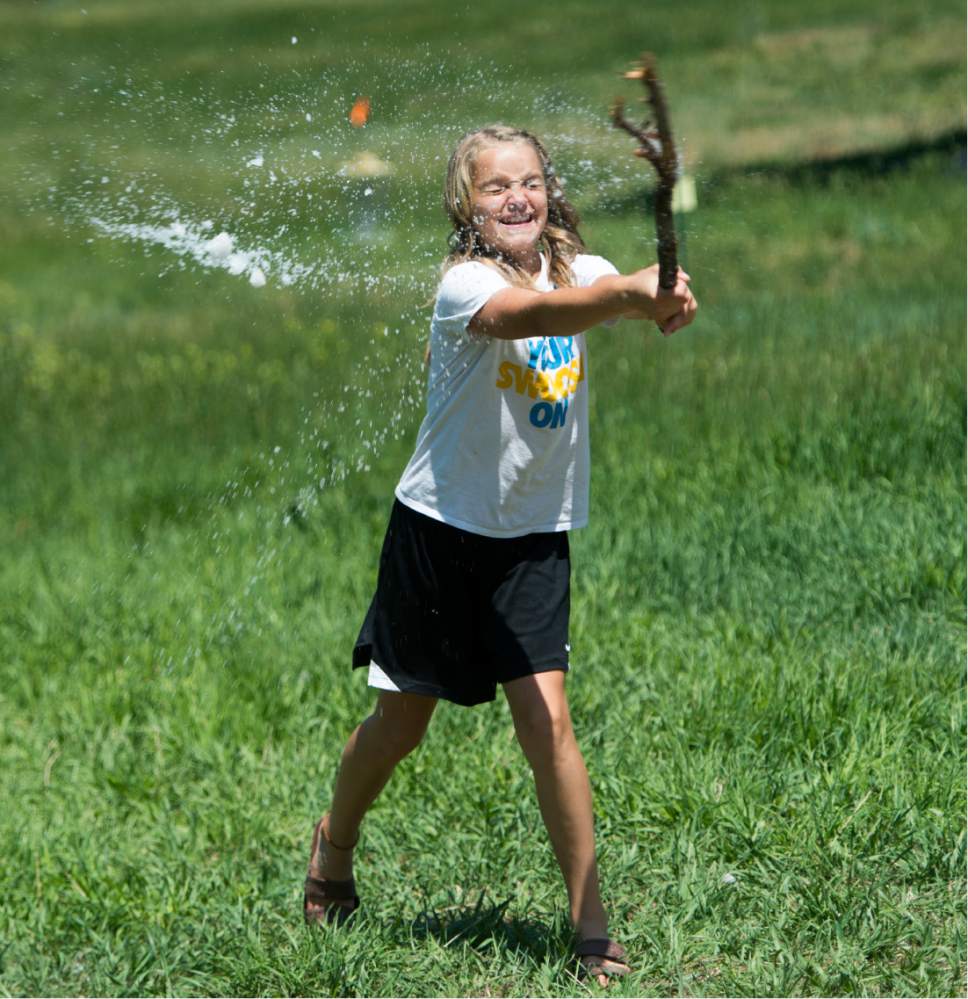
[610,53,679,289]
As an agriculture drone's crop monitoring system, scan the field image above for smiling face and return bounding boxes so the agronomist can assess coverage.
[469,141,549,274]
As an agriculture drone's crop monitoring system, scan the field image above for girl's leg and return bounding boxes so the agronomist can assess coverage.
[308,690,437,890]
[503,671,625,967]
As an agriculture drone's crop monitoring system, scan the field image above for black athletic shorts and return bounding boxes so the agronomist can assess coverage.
[352,499,571,706]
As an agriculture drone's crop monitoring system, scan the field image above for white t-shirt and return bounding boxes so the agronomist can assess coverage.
[395,253,619,538]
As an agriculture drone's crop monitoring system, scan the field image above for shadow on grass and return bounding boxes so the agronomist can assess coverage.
[716,125,967,186]
[601,126,966,216]
[404,891,567,962]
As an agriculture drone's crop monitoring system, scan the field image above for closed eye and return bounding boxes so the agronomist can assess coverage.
[477,176,545,195]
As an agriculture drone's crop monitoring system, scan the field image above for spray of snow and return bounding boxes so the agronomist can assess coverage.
[40,51,652,306]
[86,213,303,289]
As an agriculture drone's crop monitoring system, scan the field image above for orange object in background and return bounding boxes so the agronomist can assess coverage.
[349,97,370,127]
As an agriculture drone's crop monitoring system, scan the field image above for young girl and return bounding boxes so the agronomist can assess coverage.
[303,124,697,985]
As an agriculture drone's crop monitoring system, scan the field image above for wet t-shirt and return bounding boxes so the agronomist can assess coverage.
[395,253,619,538]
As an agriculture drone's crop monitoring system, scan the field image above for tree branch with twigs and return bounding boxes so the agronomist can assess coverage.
[610,53,680,290]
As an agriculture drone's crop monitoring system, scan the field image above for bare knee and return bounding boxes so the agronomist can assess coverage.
[364,692,434,762]
[513,699,574,762]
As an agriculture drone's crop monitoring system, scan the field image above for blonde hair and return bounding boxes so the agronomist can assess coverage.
[442,125,585,290]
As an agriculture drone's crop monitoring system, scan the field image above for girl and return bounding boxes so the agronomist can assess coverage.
[303,124,697,985]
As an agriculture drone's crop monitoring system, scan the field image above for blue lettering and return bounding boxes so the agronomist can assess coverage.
[527,339,543,370]
[549,397,569,428]
[546,337,563,368]
[529,398,569,429]
[528,337,575,373]
[529,401,553,428]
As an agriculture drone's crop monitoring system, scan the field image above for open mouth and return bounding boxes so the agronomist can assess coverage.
[498,214,535,228]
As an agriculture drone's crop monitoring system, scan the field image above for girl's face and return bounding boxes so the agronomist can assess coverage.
[469,141,548,273]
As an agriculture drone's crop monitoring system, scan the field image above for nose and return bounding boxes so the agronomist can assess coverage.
[505,184,529,211]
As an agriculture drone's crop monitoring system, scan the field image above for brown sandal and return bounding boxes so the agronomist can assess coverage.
[575,938,631,985]
[303,814,360,925]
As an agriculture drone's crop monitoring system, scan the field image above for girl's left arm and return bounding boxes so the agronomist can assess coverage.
[470,264,696,341]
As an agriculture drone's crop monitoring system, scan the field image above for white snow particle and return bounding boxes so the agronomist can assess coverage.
[227,253,249,276]
[249,267,266,288]
[291,36,298,44]
[721,872,737,885]
[247,153,264,168]
[205,232,233,259]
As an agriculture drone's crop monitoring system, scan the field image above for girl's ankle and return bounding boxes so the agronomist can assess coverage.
[573,910,609,941]
[322,814,358,853]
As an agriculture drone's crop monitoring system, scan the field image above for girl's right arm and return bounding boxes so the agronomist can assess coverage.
[468,264,696,341]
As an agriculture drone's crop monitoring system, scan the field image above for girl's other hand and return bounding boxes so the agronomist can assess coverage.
[622,265,697,334]
[657,268,697,335]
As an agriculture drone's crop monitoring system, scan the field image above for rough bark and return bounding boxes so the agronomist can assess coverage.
[610,53,679,289]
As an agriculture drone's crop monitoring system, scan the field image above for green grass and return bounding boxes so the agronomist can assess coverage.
[0,0,965,996]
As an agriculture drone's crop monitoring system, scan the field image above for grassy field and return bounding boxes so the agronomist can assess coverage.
[0,1,965,996]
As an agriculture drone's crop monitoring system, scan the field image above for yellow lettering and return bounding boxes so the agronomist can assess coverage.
[514,365,540,398]
[536,371,556,400]
[498,361,569,399]
[495,360,515,390]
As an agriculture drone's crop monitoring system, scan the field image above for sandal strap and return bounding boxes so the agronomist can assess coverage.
[575,938,627,961]
[304,874,358,904]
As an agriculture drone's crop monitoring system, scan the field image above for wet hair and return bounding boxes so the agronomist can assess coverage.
[442,124,585,289]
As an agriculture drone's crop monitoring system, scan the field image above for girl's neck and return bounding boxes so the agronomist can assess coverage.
[522,248,543,276]
[494,246,543,276]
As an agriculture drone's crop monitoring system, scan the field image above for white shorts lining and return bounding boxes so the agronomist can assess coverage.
[367,660,402,693]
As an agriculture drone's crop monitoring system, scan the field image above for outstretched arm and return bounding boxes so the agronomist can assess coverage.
[469,263,696,341]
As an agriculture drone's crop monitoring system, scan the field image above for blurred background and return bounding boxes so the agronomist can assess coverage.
[1,1,965,995]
